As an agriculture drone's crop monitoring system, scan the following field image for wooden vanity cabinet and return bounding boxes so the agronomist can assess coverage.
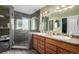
[33,34,79,54]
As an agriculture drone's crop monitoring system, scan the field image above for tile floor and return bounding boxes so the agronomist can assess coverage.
[2,49,38,54]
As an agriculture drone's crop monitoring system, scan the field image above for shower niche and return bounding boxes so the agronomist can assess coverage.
[0,6,10,36]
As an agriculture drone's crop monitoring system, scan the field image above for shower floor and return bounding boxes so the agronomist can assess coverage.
[14,40,29,46]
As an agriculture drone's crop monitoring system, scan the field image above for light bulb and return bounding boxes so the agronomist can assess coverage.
[44,11,47,14]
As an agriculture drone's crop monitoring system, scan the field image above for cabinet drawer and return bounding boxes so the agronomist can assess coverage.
[38,40,44,45]
[38,36,45,41]
[46,43,57,51]
[46,48,56,54]
[33,39,37,43]
[58,48,73,54]
[46,38,57,45]
[38,43,44,49]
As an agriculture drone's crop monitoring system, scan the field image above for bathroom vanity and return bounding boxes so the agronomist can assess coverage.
[32,33,79,54]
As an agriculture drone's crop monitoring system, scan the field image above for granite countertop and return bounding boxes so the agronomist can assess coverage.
[31,32,79,46]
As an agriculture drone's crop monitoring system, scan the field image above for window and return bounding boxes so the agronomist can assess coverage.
[16,19,22,29]
[22,17,29,30]
[31,18,36,30]
[16,17,29,30]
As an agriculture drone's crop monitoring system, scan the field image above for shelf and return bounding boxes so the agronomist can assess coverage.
[0,27,9,29]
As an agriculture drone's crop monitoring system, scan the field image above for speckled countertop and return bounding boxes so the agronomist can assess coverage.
[31,32,79,46]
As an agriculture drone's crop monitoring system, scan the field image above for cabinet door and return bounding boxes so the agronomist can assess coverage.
[46,47,56,54]
[58,48,73,54]
[33,38,38,50]
[46,43,57,52]
[45,42,57,54]
[38,43,45,54]
[38,36,45,42]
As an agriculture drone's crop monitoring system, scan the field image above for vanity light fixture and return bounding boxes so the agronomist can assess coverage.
[42,11,48,16]
[50,5,75,14]
[61,5,74,11]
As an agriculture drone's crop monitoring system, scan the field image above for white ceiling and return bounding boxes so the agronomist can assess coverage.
[13,5,45,14]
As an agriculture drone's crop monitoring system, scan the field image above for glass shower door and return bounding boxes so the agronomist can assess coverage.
[14,17,30,49]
